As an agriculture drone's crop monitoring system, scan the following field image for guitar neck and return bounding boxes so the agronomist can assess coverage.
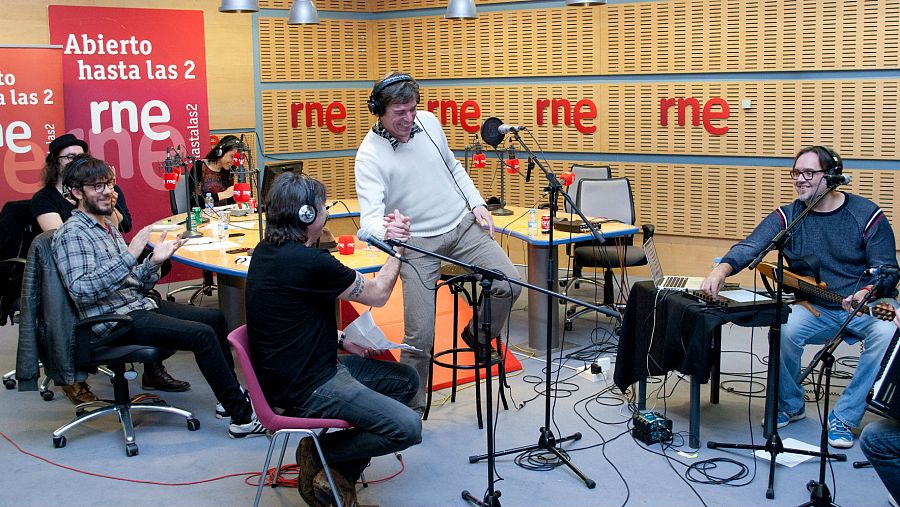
[756,262,880,318]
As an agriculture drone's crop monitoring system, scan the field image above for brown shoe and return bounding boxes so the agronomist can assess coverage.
[141,361,191,392]
[296,437,325,507]
[61,382,98,405]
[312,468,358,507]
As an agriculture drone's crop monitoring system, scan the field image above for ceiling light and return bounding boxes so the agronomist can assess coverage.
[289,0,320,24]
[219,0,259,13]
[446,0,478,20]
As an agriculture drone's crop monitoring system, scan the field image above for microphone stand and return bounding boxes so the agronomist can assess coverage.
[180,154,203,239]
[706,184,847,499]
[794,282,882,507]
[470,130,618,491]
[387,238,614,504]
[492,148,513,216]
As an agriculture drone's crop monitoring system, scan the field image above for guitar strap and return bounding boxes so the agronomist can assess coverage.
[784,248,823,285]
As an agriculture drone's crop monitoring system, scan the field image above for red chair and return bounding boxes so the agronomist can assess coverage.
[227,325,352,507]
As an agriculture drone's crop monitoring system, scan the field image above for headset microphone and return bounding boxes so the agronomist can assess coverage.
[826,173,851,186]
[358,230,404,261]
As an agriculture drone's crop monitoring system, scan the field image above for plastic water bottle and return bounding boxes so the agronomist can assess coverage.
[218,209,230,240]
[527,208,538,238]
[204,193,215,213]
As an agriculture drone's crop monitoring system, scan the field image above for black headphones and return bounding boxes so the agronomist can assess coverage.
[212,136,240,159]
[367,74,416,116]
[816,145,843,175]
[296,176,318,225]
[61,155,94,197]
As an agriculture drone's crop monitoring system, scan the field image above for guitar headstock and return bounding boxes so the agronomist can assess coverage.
[870,301,897,322]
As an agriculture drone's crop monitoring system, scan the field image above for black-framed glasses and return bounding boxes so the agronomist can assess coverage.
[59,154,79,162]
[789,169,825,181]
[83,180,116,193]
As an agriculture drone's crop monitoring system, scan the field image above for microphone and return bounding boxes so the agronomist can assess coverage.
[505,145,520,174]
[864,265,900,276]
[472,137,486,169]
[826,173,851,186]
[559,170,576,187]
[163,146,178,190]
[357,230,404,260]
[498,124,526,134]
[325,200,339,210]
[525,156,534,183]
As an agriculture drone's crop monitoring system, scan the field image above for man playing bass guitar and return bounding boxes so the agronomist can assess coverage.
[701,146,899,449]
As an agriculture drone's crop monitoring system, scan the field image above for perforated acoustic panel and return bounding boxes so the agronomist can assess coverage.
[258,17,370,82]
[368,0,530,10]
[300,157,357,199]
[260,0,368,11]
[261,89,371,154]
[261,80,900,158]
[466,159,898,243]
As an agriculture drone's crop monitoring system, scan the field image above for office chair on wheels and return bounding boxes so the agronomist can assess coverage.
[561,177,654,329]
[166,160,217,305]
[18,232,199,457]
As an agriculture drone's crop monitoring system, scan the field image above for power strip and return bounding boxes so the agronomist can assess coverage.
[577,357,611,383]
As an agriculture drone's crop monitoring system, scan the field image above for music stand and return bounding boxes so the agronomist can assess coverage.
[706,185,847,499]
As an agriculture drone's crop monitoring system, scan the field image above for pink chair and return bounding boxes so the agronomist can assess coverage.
[228,325,351,507]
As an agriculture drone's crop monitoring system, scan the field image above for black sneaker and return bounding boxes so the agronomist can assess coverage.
[461,328,501,365]
[228,416,267,439]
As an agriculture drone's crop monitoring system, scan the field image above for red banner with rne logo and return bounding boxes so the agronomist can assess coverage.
[0,46,66,203]
[49,5,210,230]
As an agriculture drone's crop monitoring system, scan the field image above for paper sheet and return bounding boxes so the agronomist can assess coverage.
[182,240,240,252]
[343,310,419,351]
[718,289,774,303]
[754,438,819,467]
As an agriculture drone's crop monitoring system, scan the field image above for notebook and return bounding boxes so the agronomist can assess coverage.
[643,236,705,291]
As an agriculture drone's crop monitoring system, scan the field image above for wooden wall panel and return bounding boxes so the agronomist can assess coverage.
[260,80,900,159]
[260,0,368,10]
[258,17,370,82]
[316,155,897,244]
[260,89,371,153]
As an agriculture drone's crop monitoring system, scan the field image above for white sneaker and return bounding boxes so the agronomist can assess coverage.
[889,494,898,507]
[215,402,228,419]
[228,416,266,439]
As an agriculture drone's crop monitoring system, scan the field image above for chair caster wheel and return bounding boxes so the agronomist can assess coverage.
[53,435,66,448]
[564,321,573,331]
[166,295,175,302]
[187,418,200,431]
[4,378,15,389]
[125,443,139,457]
[41,390,54,401]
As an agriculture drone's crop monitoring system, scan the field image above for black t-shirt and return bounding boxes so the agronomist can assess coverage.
[30,185,132,233]
[245,241,357,408]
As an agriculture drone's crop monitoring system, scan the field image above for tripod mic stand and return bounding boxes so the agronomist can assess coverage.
[469,131,620,490]
[707,185,847,499]
[387,238,615,503]
[795,285,882,507]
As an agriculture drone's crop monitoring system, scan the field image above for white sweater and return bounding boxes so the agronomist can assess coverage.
[355,110,486,239]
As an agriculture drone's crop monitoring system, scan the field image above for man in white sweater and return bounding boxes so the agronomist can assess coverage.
[355,72,522,414]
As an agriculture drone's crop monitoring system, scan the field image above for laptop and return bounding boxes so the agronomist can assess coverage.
[643,236,705,291]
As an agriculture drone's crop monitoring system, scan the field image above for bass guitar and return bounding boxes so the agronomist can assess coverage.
[756,262,896,321]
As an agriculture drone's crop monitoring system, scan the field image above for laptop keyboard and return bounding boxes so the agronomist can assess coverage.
[665,276,688,288]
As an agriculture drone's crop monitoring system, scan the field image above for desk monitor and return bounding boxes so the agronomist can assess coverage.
[259,160,304,208]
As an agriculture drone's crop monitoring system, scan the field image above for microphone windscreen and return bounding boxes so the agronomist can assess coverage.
[480,117,505,148]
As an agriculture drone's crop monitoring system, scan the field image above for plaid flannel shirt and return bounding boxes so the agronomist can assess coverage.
[53,210,159,334]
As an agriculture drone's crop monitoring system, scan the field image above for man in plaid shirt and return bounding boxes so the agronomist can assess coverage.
[53,154,264,438]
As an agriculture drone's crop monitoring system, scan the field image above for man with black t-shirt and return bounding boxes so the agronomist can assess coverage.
[245,172,421,507]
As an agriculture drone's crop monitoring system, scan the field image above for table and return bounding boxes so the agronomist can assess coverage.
[151,199,385,329]
[488,208,639,350]
[614,281,788,448]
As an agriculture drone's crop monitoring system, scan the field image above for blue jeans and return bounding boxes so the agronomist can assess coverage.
[287,355,422,482]
[779,302,898,427]
[861,418,900,500]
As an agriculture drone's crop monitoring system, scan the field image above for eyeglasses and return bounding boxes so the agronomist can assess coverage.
[83,180,116,193]
[59,154,79,162]
[789,169,825,181]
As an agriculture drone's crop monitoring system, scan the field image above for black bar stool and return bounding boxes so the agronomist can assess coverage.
[424,264,508,428]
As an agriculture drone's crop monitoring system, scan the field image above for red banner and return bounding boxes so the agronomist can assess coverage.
[49,6,210,231]
[0,46,66,203]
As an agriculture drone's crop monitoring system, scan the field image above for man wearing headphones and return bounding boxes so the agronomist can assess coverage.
[53,154,264,438]
[700,146,899,448]
[245,173,421,507]
[355,72,522,415]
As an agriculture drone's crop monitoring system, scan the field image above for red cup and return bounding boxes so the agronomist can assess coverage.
[541,214,551,233]
[337,235,355,255]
